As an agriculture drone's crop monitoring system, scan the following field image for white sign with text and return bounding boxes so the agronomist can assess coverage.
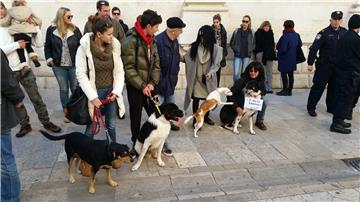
[244,97,263,111]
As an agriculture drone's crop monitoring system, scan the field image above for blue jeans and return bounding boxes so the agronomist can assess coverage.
[159,94,175,105]
[52,66,77,107]
[256,99,267,122]
[233,57,250,82]
[85,87,117,142]
[1,130,20,202]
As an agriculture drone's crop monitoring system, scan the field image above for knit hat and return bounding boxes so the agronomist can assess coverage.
[348,14,360,30]
[166,17,186,29]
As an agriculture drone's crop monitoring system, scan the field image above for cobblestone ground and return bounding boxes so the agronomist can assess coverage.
[12,88,360,201]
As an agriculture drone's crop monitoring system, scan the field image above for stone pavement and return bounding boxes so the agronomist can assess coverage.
[12,88,360,201]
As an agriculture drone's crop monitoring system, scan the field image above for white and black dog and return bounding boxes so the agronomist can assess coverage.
[184,87,233,137]
[233,81,262,135]
[131,103,183,171]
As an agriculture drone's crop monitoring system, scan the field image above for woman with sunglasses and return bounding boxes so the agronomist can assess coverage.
[230,15,255,82]
[44,7,82,123]
[76,17,124,142]
[220,61,268,131]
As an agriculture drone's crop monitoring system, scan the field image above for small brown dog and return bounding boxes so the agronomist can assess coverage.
[184,87,233,137]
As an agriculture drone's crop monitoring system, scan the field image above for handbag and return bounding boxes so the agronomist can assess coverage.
[296,34,306,64]
[65,57,91,125]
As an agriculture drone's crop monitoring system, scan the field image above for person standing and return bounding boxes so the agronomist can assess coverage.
[254,21,276,93]
[330,14,360,134]
[306,11,347,117]
[83,0,125,44]
[183,25,223,126]
[44,7,82,123]
[1,50,24,202]
[112,6,128,34]
[212,13,227,86]
[76,17,125,142]
[230,15,255,82]
[121,10,162,155]
[0,2,61,138]
[276,20,301,96]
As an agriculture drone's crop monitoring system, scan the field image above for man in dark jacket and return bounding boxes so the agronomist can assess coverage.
[112,6,129,34]
[307,11,347,117]
[83,0,125,43]
[330,14,360,134]
[121,10,162,156]
[1,50,24,202]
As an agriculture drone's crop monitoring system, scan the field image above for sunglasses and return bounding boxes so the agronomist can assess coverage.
[242,20,249,23]
[112,12,120,16]
[66,15,73,20]
[250,70,259,73]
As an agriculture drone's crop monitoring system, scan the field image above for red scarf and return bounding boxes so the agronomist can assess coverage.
[276,28,296,49]
[134,21,154,45]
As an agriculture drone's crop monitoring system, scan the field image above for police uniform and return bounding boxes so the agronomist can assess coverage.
[330,14,360,134]
[307,11,347,116]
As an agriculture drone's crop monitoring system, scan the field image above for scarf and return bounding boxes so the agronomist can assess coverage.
[276,28,296,49]
[134,21,154,45]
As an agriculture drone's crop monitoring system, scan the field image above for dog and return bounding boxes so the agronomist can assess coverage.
[131,103,184,171]
[184,87,233,137]
[40,130,132,193]
[232,81,262,135]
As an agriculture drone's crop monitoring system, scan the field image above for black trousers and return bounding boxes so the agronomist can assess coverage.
[280,71,294,91]
[126,84,155,144]
[13,33,34,63]
[307,62,336,112]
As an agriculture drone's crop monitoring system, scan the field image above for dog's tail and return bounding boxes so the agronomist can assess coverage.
[40,130,67,141]
[184,115,194,124]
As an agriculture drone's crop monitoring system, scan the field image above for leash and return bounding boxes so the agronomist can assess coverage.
[150,94,161,115]
[91,93,113,139]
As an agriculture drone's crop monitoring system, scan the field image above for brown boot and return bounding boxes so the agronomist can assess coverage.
[255,121,267,130]
[63,107,70,123]
[16,124,32,138]
[44,122,62,133]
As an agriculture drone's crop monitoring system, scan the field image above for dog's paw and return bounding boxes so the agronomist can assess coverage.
[69,176,75,184]
[131,164,140,171]
[233,129,240,135]
[88,187,95,194]
[158,160,165,167]
[194,133,198,138]
[108,180,118,187]
[249,130,256,135]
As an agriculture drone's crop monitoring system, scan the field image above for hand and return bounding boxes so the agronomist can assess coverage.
[236,107,244,116]
[146,83,154,91]
[15,101,24,108]
[91,98,102,108]
[47,60,54,67]
[142,86,151,97]
[27,16,38,26]
[18,40,28,49]
[307,65,314,72]
[107,93,117,102]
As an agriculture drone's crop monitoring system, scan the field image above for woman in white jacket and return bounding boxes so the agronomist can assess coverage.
[76,17,125,142]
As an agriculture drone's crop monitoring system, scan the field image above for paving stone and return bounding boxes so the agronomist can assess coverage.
[20,168,52,188]
[272,194,305,202]
[174,186,224,201]
[328,188,360,202]
[158,168,189,176]
[301,182,344,193]
[224,144,262,165]
[201,151,235,166]
[246,144,287,162]
[337,177,360,189]
[256,186,305,200]
[213,169,256,187]
[173,152,207,168]
[189,165,224,173]
[302,191,333,202]
[270,141,312,161]
[171,172,216,189]
[168,136,197,152]
[300,160,359,180]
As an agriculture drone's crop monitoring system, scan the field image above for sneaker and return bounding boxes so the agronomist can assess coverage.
[307,110,317,117]
[276,90,290,96]
[16,124,32,138]
[162,143,173,157]
[255,122,267,130]
[330,123,351,134]
[266,90,274,94]
[204,117,215,125]
[43,122,61,133]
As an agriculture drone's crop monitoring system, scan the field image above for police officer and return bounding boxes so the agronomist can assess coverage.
[307,11,347,117]
[330,14,360,134]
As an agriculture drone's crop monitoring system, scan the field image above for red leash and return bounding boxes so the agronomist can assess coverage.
[91,93,113,135]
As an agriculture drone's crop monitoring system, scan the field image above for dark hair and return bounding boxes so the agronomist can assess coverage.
[213,13,221,21]
[91,17,113,34]
[241,61,265,82]
[0,1,5,8]
[190,25,216,64]
[111,6,120,13]
[96,0,109,10]
[283,20,295,29]
[140,9,162,28]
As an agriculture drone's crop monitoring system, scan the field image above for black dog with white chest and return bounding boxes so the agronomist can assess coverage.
[131,103,183,171]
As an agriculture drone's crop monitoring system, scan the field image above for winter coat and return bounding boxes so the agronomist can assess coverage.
[277,31,301,72]
[121,28,161,91]
[1,6,42,35]
[212,24,228,67]
[76,33,125,118]
[155,30,180,97]
[1,51,25,132]
[84,15,125,44]
[335,30,360,73]
[183,44,223,111]
[254,29,277,64]
[44,25,82,67]
[230,28,255,58]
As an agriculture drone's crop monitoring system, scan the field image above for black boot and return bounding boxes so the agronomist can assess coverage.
[330,123,351,134]
[341,121,351,128]
[204,112,215,125]
[276,89,289,96]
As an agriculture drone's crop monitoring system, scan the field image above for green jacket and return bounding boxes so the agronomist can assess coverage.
[121,28,160,91]
[83,15,125,44]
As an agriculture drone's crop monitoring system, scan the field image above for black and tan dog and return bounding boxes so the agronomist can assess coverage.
[40,130,132,193]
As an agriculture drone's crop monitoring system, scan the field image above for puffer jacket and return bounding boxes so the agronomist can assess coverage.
[121,28,160,91]
[4,6,42,35]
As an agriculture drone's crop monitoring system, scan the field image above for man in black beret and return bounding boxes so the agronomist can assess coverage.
[330,14,360,134]
[306,11,347,117]
[154,17,186,156]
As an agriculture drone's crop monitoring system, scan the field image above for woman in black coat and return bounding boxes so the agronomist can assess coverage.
[220,61,268,130]
[212,14,228,87]
[254,21,277,93]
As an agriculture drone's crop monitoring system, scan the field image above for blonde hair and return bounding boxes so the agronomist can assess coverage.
[12,0,26,7]
[259,21,272,30]
[52,7,75,38]
[241,15,252,29]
